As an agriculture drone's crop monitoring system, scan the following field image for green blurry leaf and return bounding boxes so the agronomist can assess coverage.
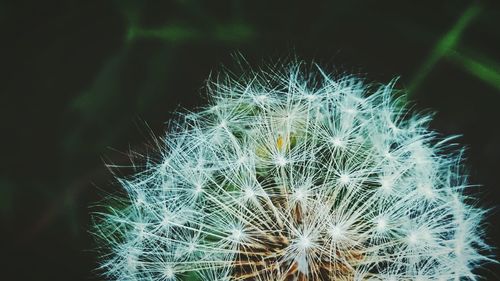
[408,3,482,94]
[128,24,201,42]
[446,49,500,92]
[70,50,127,118]
[213,23,255,43]
[126,22,255,44]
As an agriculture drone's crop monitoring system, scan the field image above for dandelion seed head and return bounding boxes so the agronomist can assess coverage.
[329,136,344,148]
[328,224,346,241]
[230,228,245,242]
[339,174,351,185]
[94,62,491,280]
[375,216,388,233]
[163,266,174,279]
[297,233,313,250]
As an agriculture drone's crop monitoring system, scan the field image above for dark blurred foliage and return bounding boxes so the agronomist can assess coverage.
[0,0,499,280]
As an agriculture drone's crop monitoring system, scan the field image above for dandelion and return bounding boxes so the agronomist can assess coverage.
[93,62,491,280]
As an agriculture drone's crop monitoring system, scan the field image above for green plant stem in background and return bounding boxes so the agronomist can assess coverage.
[446,49,500,92]
[408,3,482,95]
[126,23,255,44]
[127,24,201,43]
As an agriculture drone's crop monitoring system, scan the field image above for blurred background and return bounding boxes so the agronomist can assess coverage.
[1,0,499,280]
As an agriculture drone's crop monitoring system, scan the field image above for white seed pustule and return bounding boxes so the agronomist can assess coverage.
[94,63,490,281]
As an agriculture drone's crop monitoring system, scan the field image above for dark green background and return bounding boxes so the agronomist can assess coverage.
[1,0,499,280]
